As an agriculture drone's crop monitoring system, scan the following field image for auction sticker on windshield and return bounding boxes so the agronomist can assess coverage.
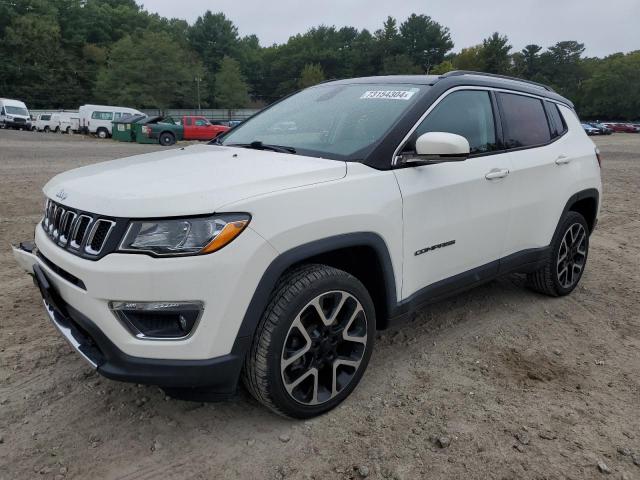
[360,89,417,100]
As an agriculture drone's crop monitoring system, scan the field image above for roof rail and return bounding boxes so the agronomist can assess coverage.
[440,70,555,92]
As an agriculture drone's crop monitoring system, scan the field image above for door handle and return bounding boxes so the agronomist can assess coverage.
[485,168,510,180]
[555,155,571,165]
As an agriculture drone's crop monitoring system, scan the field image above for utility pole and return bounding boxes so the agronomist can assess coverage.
[195,76,202,111]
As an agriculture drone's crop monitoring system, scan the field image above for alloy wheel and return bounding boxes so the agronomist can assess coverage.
[280,290,368,405]
[557,223,587,289]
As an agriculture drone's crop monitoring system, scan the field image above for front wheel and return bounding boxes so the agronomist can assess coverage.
[44,126,50,133]
[527,211,589,296]
[96,128,108,139]
[243,264,375,418]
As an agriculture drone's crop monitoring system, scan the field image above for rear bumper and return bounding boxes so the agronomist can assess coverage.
[21,243,247,392]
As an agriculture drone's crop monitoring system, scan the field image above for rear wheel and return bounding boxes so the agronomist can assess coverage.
[159,132,176,146]
[243,264,375,418]
[527,211,589,296]
[44,126,50,133]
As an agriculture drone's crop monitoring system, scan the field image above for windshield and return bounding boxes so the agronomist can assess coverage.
[220,83,426,159]
[6,106,28,116]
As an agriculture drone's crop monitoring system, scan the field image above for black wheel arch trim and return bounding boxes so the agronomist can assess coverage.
[236,232,399,340]
[559,188,600,234]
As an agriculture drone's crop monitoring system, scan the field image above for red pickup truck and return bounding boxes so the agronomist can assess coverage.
[182,116,230,140]
[140,115,230,146]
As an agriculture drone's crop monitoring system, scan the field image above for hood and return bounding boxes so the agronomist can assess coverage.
[43,145,346,217]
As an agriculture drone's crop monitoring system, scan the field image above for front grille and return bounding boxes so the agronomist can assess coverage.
[14,117,26,124]
[42,199,117,258]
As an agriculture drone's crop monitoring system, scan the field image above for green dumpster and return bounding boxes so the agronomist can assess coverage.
[112,114,147,142]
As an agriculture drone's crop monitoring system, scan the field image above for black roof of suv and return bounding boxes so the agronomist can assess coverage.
[327,70,573,108]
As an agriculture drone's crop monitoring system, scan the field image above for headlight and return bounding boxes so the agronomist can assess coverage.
[119,213,250,256]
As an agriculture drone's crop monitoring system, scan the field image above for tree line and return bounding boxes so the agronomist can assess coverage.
[0,0,638,119]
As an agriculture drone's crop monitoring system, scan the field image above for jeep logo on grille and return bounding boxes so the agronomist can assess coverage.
[55,189,68,201]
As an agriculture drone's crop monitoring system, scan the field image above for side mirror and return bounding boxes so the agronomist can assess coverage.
[399,132,470,166]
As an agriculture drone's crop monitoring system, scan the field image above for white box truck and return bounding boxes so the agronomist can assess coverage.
[54,111,80,134]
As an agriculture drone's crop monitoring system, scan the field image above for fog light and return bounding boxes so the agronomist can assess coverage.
[109,301,204,339]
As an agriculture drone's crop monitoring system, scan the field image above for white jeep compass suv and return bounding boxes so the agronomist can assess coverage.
[13,71,602,418]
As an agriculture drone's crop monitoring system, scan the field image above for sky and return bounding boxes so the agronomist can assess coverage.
[139,0,639,57]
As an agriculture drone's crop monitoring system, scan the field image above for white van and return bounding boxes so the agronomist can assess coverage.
[79,104,143,138]
[35,113,57,132]
[0,98,32,130]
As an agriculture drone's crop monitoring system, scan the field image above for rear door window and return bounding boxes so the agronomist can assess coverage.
[498,92,551,148]
[410,90,498,155]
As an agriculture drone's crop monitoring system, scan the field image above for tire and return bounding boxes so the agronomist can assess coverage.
[54,126,60,133]
[96,128,108,139]
[159,132,176,146]
[65,126,71,134]
[44,126,50,133]
[527,211,589,297]
[243,264,376,419]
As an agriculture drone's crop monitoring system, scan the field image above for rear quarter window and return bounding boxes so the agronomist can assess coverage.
[545,102,567,137]
[498,92,551,148]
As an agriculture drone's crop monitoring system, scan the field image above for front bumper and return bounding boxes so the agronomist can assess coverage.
[12,222,278,390]
[27,257,248,390]
[3,119,31,129]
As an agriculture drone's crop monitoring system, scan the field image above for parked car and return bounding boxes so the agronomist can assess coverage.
[588,123,612,135]
[582,123,600,136]
[79,104,143,138]
[606,123,639,133]
[139,115,230,145]
[12,71,602,418]
[0,98,31,130]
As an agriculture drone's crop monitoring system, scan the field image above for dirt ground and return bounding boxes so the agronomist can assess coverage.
[0,129,639,480]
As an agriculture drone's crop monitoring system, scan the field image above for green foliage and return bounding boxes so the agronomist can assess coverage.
[382,55,422,75]
[578,51,640,119]
[398,14,454,72]
[453,45,485,71]
[431,60,455,75]
[481,32,512,74]
[214,56,250,108]
[0,2,637,118]
[94,31,205,109]
[299,63,325,89]
[188,11,238,76]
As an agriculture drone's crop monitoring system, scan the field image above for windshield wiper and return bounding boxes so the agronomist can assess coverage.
[228,141,296,154]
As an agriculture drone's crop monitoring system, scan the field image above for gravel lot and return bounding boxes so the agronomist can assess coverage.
[0,129,639,480]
